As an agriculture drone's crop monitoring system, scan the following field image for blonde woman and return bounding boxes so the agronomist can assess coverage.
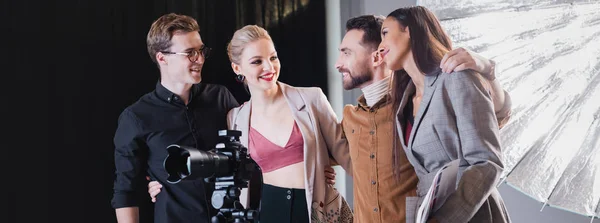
[150,25,353,223]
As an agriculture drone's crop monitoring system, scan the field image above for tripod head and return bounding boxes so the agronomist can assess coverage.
[164,130,261,223]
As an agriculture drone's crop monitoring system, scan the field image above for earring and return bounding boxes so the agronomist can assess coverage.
[235,74,245,83]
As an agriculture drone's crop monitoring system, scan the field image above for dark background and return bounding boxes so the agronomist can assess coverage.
[6,0,328,222]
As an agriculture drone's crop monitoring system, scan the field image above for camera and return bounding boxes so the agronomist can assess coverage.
[163,130,260,223]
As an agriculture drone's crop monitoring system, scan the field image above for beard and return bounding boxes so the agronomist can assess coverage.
[341,68,373,90]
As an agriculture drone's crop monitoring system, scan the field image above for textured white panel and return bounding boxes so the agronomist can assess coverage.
[421,1,600,219]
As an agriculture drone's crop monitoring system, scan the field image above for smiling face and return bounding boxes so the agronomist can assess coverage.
[379,17,412,72]
[335,29,374,90]
[157,31,206,85]
[232,38,281,91]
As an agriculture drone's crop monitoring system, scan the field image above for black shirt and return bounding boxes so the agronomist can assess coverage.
[111,82,239,222]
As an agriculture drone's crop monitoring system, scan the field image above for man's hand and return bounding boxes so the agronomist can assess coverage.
[325,166,337,185]
[440,47,494,77]
[146,176,162,203]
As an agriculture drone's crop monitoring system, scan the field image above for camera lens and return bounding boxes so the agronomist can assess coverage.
[164,144,231,183]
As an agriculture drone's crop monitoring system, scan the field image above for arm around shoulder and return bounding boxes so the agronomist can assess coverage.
[313,88,352,175]
[495,90,512,129]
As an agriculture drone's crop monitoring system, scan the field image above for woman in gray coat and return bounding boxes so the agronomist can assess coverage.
[378,6,512,223]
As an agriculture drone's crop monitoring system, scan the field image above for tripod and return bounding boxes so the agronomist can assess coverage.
[208,176,259,223]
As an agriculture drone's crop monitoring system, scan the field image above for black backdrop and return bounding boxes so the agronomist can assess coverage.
[6,0,327,222]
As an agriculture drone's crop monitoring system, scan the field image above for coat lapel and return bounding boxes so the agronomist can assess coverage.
[233,100,251,148]
[409,72,441,149]
[278,82,316,207]
[396,71,440,176]
[396,80,416,151]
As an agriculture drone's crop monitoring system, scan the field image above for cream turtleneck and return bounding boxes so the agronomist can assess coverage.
[361,75,391,107]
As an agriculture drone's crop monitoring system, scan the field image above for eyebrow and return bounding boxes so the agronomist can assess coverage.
[248,56,261,61]
[248,51,277,61]
[340,47,351,52]
[183,45,205,52]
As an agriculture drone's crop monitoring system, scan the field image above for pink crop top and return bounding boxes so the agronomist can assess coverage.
[248,121,304,173]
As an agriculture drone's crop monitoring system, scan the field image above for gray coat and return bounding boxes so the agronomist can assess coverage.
[397,70,511,223]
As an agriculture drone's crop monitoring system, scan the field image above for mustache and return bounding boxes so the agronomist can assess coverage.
[338,68,350,74]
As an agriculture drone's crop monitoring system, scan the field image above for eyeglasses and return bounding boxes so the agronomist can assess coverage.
[161,46,212,62]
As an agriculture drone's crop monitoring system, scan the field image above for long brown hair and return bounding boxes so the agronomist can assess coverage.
[387,6,453,179]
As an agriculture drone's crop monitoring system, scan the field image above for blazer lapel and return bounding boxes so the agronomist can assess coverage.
[409,72,441,149]
[396,80,416,151]
[231,100,266,210]
[233,100,251,148]
[279,82,315,205]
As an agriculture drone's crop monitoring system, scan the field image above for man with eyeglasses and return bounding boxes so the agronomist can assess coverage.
[111,13,239,223]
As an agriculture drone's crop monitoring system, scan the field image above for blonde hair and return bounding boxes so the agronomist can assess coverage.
[227,25,273,64]
[146,13,199,64]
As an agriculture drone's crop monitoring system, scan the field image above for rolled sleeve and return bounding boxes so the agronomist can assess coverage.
[221,86,240,111]
[111,109,147,209]
[433,71,504,223]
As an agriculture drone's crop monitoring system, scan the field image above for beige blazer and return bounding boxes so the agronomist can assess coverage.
[227,82,353,222]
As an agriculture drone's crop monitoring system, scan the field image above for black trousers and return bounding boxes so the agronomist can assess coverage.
[259,184,309,223]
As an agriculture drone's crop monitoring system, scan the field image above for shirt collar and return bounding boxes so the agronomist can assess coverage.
[155,81,198,104]
[356,93,392,111]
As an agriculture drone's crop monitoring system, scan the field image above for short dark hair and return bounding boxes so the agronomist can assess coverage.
[345,15,385,51]
[147,13,200,64]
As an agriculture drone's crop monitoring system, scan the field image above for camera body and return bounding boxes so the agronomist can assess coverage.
[164,130,260,223]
